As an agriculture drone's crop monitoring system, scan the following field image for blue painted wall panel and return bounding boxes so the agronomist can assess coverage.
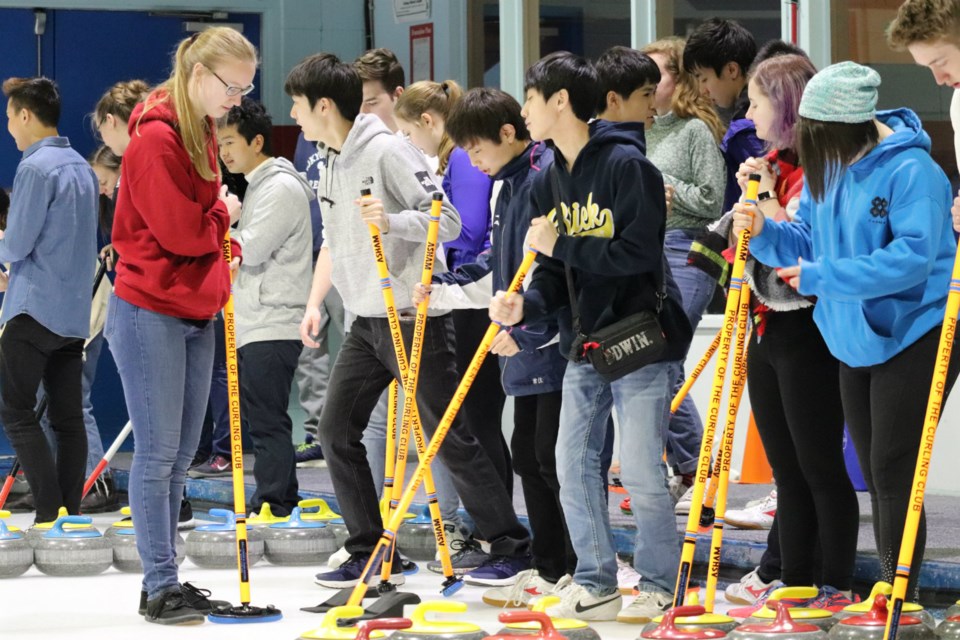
[0,8,261,455]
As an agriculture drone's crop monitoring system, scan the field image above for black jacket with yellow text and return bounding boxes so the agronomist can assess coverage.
[522,119,691,363]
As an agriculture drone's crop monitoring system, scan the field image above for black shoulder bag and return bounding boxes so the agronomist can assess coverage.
[549,165,667,382]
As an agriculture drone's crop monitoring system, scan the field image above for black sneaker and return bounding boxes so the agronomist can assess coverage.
[426,537,490,576]
[463,553,532,586]
[177,499,195,531]
[313,551,406,589]
[144,590,205,625]
[295,440,325,468]
[5,490,34,513]
[180,582,231,613]
[187,454,231,478]
[138,583,230,615]
[80,475,121,513]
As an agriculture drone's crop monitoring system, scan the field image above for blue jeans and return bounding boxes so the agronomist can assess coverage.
[195,314,230,459]
[105,294,214,599]
[664,229,715,474]
[39,331,107,477]
[557,359,681,596]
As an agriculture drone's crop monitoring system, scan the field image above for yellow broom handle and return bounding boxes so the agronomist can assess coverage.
[221,233,253,606]
[673,175,760,607]
[704,284,751,612]
[672,329,721,414]
[346,248,538,607]
[883,242,960,640]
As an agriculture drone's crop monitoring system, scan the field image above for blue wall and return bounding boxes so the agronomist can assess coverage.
[0,2,365,457]
[0,8,262,187]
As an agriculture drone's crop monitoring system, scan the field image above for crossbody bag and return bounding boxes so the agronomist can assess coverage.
[549,165,667,382]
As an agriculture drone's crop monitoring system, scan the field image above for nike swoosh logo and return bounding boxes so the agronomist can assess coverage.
[574,595,619,613]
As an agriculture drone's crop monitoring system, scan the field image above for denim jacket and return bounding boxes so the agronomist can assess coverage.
[1,137,97,338]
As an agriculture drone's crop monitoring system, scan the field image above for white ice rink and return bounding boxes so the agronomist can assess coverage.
[2,510,696,640]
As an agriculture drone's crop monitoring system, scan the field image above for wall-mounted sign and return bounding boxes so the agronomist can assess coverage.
[409,23,434,82]
[394,0,431,23]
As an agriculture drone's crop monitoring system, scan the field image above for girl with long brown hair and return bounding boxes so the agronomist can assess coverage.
[104,27,255,625]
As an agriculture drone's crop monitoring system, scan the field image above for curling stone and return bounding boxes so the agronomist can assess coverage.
[641,605,729,639]
[357,618,416,640]
[0,512,32,578]
[299,499,349,546]
[741,587,837,631]
[26,507,94,546]
[937,616,960,640]
[377,497,417,524]
[397,506,440,561]
[299,498,342,522]
[948,602,960,619]
[184,508,264,569]
[248,502,291,527]
[487,610,590,640]
[111,519,185,572]
[390,601,488,640]
[103,506,133,540]
[325,518,350,547]
[495,597,600,639]
[836,583,936,630]
[262,506,337,565]
[33,515,112,576]
[729,602,828,640]
[641,593,739,635]
[828,594,933,640]
[298,605,393,640]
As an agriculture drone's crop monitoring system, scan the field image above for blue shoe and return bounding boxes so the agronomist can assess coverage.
[295,440,325,468]
[463,554,531,587]
[314,552,406,589]
[426,538,490,576]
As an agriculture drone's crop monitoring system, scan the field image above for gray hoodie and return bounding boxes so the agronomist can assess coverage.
[232,156,314,348]
[319,114,461,318]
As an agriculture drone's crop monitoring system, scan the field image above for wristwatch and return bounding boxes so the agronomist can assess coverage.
[757,190,776,202]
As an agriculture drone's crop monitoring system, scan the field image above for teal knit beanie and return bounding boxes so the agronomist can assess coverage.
[798,61,880,124]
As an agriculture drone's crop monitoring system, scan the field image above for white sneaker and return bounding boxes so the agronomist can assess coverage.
[617,589,673,624]
[617,558,641,595]
[724,490,776,530]
[482,569,556,608]
[545,577,622,622]
[328,545,351,569]
[724,566,778,605]
[674,484,696,515]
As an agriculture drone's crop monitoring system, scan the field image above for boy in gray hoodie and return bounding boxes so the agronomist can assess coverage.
[285,53,531,588]
[218,99,313,517]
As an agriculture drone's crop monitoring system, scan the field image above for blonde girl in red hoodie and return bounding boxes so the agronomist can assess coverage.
[105,27,255,625]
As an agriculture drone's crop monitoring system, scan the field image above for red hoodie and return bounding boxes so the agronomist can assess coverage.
[113,92,240,320]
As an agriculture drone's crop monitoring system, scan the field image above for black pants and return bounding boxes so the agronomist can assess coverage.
[0,314,86,522]
[453,308,511,494]
[841,326,960,600]
[239,340,303,517]
[748,308,858,589]
[757,516,782,583]
[512,391,576,581]
[318,315,530,556]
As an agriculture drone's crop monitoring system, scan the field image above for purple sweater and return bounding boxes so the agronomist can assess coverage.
[442,146,493,268]
[721,118,765,213]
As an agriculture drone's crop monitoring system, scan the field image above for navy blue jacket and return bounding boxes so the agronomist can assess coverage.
[522,120,692,363]
[435,142,566,396]
[293,132,324,257]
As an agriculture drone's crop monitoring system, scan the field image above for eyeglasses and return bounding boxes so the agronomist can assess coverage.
[205,65,255,97]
